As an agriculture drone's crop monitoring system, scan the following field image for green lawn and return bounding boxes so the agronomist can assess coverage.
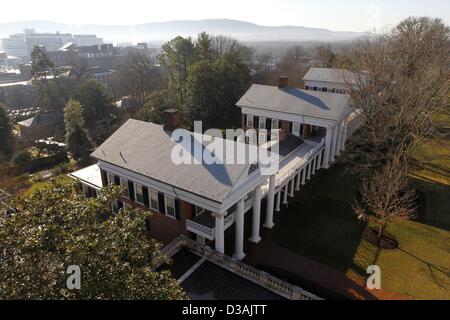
[20,174,73,199]
[411,138,450,185]
[273,165,450,300]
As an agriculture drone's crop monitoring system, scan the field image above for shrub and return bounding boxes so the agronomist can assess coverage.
[11,150,32,168]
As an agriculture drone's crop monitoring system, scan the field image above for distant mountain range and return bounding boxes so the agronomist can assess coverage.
[0,19,363,43]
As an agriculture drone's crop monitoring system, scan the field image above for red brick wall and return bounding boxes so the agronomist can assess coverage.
[280,120,290,132]
[122,198,194,245]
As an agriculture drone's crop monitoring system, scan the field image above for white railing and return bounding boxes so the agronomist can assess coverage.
[224,213,234,229]
[186,199,253,240]
[275,142,324,188]
[161,235,323,301]
[186,218,215,240]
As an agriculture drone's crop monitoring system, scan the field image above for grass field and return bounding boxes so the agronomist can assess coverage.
[273,164,450,300]
[411,137,450,185]
[20,174,73,199]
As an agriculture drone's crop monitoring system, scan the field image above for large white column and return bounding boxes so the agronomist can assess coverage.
[264,175,276,228]
[307,162,312,180]
[250,185,262,244]
[289,178,295,197]
[301,167,306,185]
[282,184,288,205]
[330,125,338,162]
[275,190,281,212]
[341,120,348,151]
[336,121,343,157]
[323,127,332,169]
[295,170,301,191]
[317,151,322,170]
[311,158,316,175]
[233,198,246,260]
[214,213,225,254]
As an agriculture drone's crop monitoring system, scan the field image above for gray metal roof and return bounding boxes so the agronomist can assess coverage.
[91,119,259,203]
[236,84,352,121]
[302,67,357,84]
[18,112,62,127]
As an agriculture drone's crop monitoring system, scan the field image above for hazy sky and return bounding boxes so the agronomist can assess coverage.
[1,0,449,31]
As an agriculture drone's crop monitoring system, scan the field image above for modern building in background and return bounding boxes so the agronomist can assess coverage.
[49,43,120,70]
[0,51,22,69]
[1,29,103,62]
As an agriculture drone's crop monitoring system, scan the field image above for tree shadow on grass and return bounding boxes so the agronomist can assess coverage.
[273,195,369,276]
[411,177,450,231]
[398,247,450,291]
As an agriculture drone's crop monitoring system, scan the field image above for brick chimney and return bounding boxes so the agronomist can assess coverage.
[163,109,181,131]
[278,76,289,89]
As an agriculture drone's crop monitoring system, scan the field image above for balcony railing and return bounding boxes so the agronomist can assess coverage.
[186,199,252,240]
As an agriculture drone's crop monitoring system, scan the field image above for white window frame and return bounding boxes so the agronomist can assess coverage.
[259,117,266,129]
[135,183,144,205]
[292,122,301,137]
[271,119,279,130]
[246,115,254,128]
[107,173,115,185]
[121,178,130,199]
[258,132,267,145]
[149,189,159,211]
[164,195,176,219]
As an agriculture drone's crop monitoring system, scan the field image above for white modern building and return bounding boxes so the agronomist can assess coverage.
[69,68,364,260]
[1,29,103,62]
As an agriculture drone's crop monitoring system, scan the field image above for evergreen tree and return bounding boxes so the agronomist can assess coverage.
[74,80,117,145]
[0,104,13,156]
[30,46,55,80]
[195,32,214,61]
[0,181,188,300]
[64,99,92,162]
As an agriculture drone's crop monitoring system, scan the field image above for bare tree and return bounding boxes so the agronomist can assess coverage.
[116,50,163,109]
[342,17,450,176]
[353,156,417,240]
[210,35,255,65]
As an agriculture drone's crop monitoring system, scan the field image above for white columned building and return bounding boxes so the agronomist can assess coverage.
[69,68,362,262]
